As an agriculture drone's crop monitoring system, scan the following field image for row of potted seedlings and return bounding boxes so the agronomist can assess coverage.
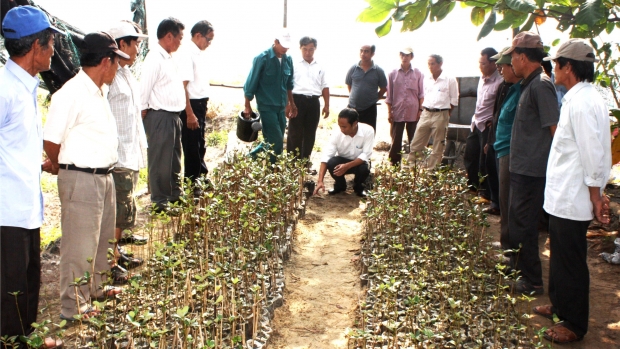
[347,165,545,348]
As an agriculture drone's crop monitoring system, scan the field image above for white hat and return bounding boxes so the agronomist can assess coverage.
[276,30,291,48]
[108,21,148,40]
[543,38,599,63]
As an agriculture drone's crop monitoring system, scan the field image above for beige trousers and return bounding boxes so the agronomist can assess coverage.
[58,169,115,317]
[406,110,450,169]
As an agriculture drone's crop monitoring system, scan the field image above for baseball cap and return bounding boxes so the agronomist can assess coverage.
[107,21,148,41]
[2,5,63,39]
[543,38,599,62]
[491,46,512,65]
[400,47,414,55]
[82,32,130,60]
[503,32,543,55]
[276,30,291,48]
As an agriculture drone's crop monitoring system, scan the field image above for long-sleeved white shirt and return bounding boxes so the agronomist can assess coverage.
[544,82,611,221]
[140,43,185,112]
[321,122,374,163]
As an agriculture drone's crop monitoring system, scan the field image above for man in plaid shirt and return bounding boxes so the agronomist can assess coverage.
[107,21,149,282]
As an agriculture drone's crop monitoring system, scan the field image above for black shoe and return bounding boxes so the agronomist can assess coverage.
[482,207,500,215]
[118,233,148,245]
[119,252,144,269]
[355,189,368,198]
[328,188,345,195]
[511,279,544,296]
[111,265,128,285]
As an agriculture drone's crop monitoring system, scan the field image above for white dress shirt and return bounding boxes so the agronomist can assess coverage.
[421,71,459,109]
[544,82,611,221]
[321,122,374,163]
[108,65,148,171]
[0,59,44,229]
[140,43,185,112]
[178,42,211,99]
[292,58,328,96]
[44,70,119,168]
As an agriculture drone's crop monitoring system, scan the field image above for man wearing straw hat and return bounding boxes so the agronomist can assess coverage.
[535,39,611,344]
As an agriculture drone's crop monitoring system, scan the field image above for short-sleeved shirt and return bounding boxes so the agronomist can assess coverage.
[345,61,387,111]
[244,47,294,109]
[509,67,559,177]
[44,70,118,168]
[421,71,459,109]
[178,42,211,99]
[385,66,424,122]
[0,59,44,229]
[292,58,328,96]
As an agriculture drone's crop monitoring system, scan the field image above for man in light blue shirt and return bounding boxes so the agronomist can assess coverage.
[0,5,62,348]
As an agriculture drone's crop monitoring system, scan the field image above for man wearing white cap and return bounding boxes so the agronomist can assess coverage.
[243,31,297,160]
[107,20,149,282]
[535,39,610,344]
[385,47,424,166]
[1,5,63,347]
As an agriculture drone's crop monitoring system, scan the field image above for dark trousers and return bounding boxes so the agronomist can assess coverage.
[548,215,590,338]
[355,104,377,132]
[389,121,417,166]
[327,156,370,192]
[485,145,500,209]
[498,155,511,249]
[287,95,320,160]
[144,110,182,208]
[1,226,41,340]
[180,98,209,184]
[464,126,490,201]
[508,172,545,286]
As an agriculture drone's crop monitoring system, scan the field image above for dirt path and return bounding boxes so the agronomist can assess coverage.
[270,194,365,349]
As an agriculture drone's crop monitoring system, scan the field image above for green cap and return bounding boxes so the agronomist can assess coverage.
[491,46,512,65]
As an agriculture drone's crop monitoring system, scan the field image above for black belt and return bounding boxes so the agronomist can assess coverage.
[191,97,209,102]
[293,94,320,99]
[424,107,450,112]
[60,164,114,175]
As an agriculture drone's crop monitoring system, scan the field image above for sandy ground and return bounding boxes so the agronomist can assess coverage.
[36,86,620,348]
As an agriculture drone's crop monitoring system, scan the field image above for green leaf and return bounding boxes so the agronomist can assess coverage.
[552,38,561,46]
[511,12,529,28]
[393,6,408,21]
[505,0,536,13]
[471,7,486,26]
[494,19,514,31]
[574,0,606,28]
[375,17,393,37]
[401,1,430,32]
[431,0,455,21]
[521,13,535,32]
[215,295,223,304]
[357,6,393,23]
[606,22,615,34]
[477,10,496,41]
[535,0,545,8]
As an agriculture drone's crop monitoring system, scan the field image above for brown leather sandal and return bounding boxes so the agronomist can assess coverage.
[543,324,583,344]
[44,338,63,348]
[533,304,555,320]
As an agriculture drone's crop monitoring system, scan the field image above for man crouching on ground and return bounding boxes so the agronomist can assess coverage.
[313,108,374,198]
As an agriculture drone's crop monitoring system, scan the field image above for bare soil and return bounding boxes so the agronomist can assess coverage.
[37,87,619,348]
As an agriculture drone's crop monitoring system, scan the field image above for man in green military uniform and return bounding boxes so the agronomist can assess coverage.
[243,31,297,159]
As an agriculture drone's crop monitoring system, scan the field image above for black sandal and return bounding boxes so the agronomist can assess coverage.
[111,265,128,285]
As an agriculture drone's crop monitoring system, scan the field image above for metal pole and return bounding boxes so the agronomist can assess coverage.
[283,0,287,28]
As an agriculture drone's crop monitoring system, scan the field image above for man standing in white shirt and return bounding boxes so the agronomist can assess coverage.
[44,32,127,321]
[0,6,62,347]
[287,36,330,172]
[107,21,149,278]
[313,108,374,198]
[406,54,459,169]
[535,39,611,344]
[179,20,214,192]
[141,18,186,212]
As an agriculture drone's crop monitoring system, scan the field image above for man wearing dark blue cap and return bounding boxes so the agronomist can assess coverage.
[0,5,63,348]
